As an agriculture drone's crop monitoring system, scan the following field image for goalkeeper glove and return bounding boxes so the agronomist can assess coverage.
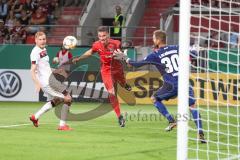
[113,49,130,62]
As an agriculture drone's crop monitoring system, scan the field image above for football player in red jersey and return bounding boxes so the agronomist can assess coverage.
[72,26,131,127]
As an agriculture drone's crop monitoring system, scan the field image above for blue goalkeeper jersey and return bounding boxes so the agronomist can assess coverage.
[129,45,182,84]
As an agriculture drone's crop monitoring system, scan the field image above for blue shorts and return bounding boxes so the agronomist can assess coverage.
[154,81,195,106]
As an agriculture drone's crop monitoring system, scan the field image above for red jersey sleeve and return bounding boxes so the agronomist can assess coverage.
[91,42,99,52]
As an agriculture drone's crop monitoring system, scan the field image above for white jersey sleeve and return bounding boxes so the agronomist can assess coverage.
[30,47,40,64]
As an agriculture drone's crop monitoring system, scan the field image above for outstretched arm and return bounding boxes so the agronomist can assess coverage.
[71,49,94,64]
[127,59,153,68]
[114,49,159,68]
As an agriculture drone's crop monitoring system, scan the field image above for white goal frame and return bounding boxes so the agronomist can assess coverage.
[177,0,191,160]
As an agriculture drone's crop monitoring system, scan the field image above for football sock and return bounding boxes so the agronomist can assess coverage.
[154,101,175,123]
[35,101,53,119]
[60,104,70,126]
[109,94,121,117]
[190,108,203,134]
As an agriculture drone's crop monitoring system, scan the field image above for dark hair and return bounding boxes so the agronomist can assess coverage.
[115,5,121,10]
[97,26,109,33]
[153,30,166,43]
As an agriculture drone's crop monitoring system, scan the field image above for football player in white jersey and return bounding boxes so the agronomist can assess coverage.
[29,31,73,131]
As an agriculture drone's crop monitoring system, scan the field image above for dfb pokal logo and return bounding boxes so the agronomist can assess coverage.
[0,71,22,98]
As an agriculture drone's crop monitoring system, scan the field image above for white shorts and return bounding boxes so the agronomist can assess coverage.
[42,85,65,101]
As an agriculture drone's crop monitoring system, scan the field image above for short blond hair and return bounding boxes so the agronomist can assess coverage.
[35,31,46,39]
[153,30,166,44]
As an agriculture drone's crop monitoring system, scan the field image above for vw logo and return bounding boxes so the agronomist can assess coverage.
[0,71,22,98]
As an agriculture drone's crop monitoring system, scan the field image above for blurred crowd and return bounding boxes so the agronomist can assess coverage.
[0,0,59,44]
[190,26,240,49]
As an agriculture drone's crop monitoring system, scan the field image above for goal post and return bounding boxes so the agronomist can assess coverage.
[177,0,191,160]
[178,0,240,159]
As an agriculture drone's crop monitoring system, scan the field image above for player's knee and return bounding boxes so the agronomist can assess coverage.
[109,92,115,97]
[151,95,156,103]
[64,95,72,104]
[64,101,72,106]
[62,90,72,103]
[108,88,116,96]
[51,98,62,107]
[152,94,163,103]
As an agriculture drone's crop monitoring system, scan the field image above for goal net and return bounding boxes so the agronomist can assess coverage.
[179,0,240,159]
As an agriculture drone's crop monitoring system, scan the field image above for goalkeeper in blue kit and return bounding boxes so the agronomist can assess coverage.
[114,30,206,143]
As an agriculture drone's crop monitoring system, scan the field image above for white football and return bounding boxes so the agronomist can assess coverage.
[63,36,77,49]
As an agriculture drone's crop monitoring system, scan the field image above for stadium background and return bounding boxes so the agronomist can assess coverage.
[0,0,240,160]
[0,45,239,105]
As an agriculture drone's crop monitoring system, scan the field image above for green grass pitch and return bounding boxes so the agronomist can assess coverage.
[0,102,238,160]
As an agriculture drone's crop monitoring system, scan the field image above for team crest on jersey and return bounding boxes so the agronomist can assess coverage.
[40,50,47,58]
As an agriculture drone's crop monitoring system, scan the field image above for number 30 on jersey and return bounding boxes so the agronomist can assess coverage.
[160,54,179,73]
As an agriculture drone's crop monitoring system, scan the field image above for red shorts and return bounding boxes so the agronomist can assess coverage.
[101,68,126,94]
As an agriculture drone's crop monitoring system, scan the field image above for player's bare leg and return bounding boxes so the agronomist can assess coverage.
[30,98,62,127]
[58,93,73,131]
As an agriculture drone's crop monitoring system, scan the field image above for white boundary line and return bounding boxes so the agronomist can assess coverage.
[0,122,52,128]
[0,123,32,128]
[0,122,166,131]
